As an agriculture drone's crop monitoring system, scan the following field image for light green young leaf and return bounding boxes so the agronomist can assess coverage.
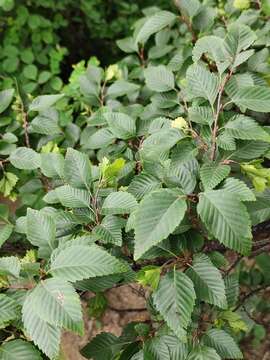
[134,189,187,260]
[9,147,41,170]
[136,11,177,44]
[153,270,196,339]
[197,190,252,254]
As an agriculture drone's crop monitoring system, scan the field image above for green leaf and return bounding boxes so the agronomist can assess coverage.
[229,86,270,112]
[225,115,270,142]
[0,172,18,197]
[49,244,128,282]
[200,163,230,190]
[0,224,13,248]
[87,128,116,149]
[81,333,119,360]
[104,112,136,139]
[161,335,188,360]
[64,148,92,189]
[29,94,64,112]
[23,278,83,334]
[137,265,161,290]
[106,80,139,98]
[187,345,221,360]
[246,190,270,225]
[26,209,56,254]
[175,0,201,17]
[102,191,138,215]
[186,253,227,308]
[134,189,187,260]
[40,153,64,178]
[186,64,219,105]
[221,178,255,201]
[9,147,41,170]
[128,173,161,200]
[22,287,61,359]
[0,89,14,114]
[144,65,175,92]
[0,294,20,325]
[0,256,20,277]
[203,328,243,359]
[135,11,177,44]
[55,185,91,208]
[225,274,239,308]
[0,340,42,360]
[30,109,61,135]
[197,190,252,254]
[153,270,196,339]
[94,215,123,246]
[23,64,38,80]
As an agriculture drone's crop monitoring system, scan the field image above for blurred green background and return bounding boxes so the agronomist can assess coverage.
[0,0,170,94]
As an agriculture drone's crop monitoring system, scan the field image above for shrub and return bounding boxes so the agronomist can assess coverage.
[1,0,270,359]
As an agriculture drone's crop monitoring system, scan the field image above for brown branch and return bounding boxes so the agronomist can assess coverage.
[234,285,270,311]
[210,69,233,160]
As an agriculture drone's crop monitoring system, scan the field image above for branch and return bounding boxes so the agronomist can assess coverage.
[234,285,270,311]
[210,70,233,160]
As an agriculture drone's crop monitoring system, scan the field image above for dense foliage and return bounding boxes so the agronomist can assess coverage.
[1,0,270,359]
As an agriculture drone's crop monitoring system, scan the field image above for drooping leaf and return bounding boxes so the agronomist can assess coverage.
[0,256,20,278]
[101,191,138,215]
[144,65,175,92]
[49,244,128,282]
[0,340,42,360]
[64,148,92,189]
[136,11,177,44]
[22,290,61,359]
[9,147,41,170]
[134,189,187,260]
[81,333,120,360]
[55,185,91,208]
[186,64,219,105]
[229,86,270,112]
[200,163,230,190]
[187,345,221,360]
[0,224,13,248]
[221,178,255,201]
[203,328,243,359]
[225,115,270,142]
[197,190,252,254]
[23,278,83,335]
[0,89,14,114]
[186,253,227,308]
[153,270,196,339]
[94,215,123,246]
[29,94,64,112]
[0,294,20,325]
[40,153,64,178]
[26,209,56,255]
[104,112,136,139]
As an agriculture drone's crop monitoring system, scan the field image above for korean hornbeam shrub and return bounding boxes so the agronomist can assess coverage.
[1,1,270,359]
